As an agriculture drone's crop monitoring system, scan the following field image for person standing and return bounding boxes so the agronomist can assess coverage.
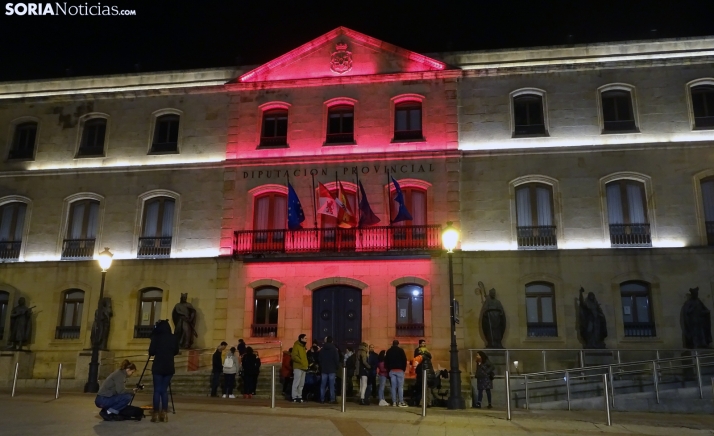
[344,347,356,398]
[355,342,372,405]
[377,350,390,406]
[291,334,309,402]
[414,339,428,357]
[414,349,436,408]
[474,351,495,409]
[366,344,379,401]
[222,347,239,398]
[148,320,179,422]
[210,341,227,397]
[385,340,408,407]
[281,348,293,397]
[241,346,261,398]
[237,338,247,357]
[318,336,340,404]
[94,360,138,421]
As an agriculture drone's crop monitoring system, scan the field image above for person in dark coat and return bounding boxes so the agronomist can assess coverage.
[318,336,340,404]
[366,344,379,400]
[237,338,247,357]
[210,341,227,397]
[344,347,356,397]
[474,351,495,409]
[414,349,436,407]
[241,346,261,398]
[148,319,179,422]
[385,340,408,407]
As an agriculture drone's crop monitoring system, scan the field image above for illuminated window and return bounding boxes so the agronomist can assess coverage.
[0,202,27,261]
[515,183,556,249]
[326,105,354,144]
[606,180,651,247]
[0,291,8,340]
[601,90,637,133]
[62,199,99,260]
[151,114,180,153]
[525,282,557,337]
[138,197,174,258]
[56,289,84,339]
[252,192,286,249]
[691,85,714,129]
[394,101,422,140]
[701,177,714,245]
[252,286,278,337]
[620,281,655,337]
[513,95,546,136]
[78,118,107,156]
[260,109,288,147]
[135,288,162,338]
[396,284,424,337]
[9,122,37,160]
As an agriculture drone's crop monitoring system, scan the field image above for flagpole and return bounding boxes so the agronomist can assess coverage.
[387,169,392,225]
[310,173,318,229]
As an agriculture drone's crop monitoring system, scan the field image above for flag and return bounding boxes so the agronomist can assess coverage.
[337,181,357,228]
[317,182,340,218]
[391,176,413,223]
[287,182,305,230]
[358,181,380,227]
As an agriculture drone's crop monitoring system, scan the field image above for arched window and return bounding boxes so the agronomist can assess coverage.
[78,118,107,156]
[9,121,38,160]
[515,183,556,249]
[252,286,278,337]
[253,192,286,250]
[62,199,100,260]
[0,202,27,261]
[691,85,714,129]
[606,180,651,247]
[525,282,557,337]
[700,177,714,245]
[56,289,84,339]
[151,114,180,153]
[391,186,427,247]
[260,109,288,147]
[326,105,354,144]
[394,101,423,140]
[396,284,424,337]
[139,197,175,258]
[620,281,655,337]
[0,291,9,340]
[600,90,637,133]
[513,94,546,136]
[135,288,162,338]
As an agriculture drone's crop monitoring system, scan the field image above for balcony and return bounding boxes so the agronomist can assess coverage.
[624,322,656,338]
[234,225,442,256]
[393,130,424,141]
[609,223,652,247]
[517,225,557,249]
[137,237,172,258]
[396,323,424,337]
[527,323,558,338]
[134,325,154,338]
[61,238,96,260]
[251,324,278,338]
[55,326,80,340]
[0,241,21,261]
[259,136,287,147]
[706,221,714,246]
[325,132,354,144]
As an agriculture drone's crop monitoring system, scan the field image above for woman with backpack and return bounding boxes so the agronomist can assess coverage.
[474,351,495,409]
[95,359,138,421]
[222,346,239,398]
[148,319,179,422]
[241,346,261,398]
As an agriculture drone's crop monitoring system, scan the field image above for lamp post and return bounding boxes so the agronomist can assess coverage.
[84,247,113,393]
[442,222,465,409]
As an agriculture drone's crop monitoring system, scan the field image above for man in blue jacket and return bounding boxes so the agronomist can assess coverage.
[318,336,340,404]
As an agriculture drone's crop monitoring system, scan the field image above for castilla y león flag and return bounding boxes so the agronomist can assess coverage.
[317,182,340,218]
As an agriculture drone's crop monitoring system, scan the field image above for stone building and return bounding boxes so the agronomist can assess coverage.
[0,27,713,384]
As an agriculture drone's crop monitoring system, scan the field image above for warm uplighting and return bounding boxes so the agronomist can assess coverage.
[442,222,459,253]
[97,247,113,272]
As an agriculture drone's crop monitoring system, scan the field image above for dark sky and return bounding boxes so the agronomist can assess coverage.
[1,0,713,82]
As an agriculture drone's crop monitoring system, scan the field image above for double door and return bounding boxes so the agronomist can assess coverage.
[312,285,361,352]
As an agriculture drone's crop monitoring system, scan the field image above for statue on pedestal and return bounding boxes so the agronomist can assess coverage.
[172,293,197,349]
[477,282,506,349]
[90,297,113,351]
[6,297,33,351]
[578,287,607,349]
[680,287,712,349]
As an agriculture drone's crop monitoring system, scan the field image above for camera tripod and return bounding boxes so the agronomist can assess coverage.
[129,355,176,413]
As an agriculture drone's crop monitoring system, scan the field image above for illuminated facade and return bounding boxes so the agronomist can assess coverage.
[1,28,714,382]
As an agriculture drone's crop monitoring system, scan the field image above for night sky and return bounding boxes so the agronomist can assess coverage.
[1,0,713,82]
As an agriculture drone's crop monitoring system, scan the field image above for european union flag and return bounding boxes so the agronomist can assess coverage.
[391,176,413,223]
[287,182,305,230]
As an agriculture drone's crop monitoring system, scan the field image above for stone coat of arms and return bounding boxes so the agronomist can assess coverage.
[330,43,353,74]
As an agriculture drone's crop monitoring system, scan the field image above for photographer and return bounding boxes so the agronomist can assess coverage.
[148,319,179,422]
[95,359,138,421]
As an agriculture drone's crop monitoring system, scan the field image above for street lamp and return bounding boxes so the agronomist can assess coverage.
[442,222,465,409]
[84,247,113,393]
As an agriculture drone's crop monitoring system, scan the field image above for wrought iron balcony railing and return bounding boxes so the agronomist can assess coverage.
[395,323,425,337]
[134,325,154,338]
[61,238,96,260]
[609,223,652,247]
[251,324,278,338]
[527,323,558,338]
[517,225,557,249]
[0,241,21,260]
[55,326,81,340]
[137,237,172,258]
[624,322,656,338]
[325,132,354,144]
[234,225,442,255]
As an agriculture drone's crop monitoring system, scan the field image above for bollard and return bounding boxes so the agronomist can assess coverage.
[617,350,621,365]
[695,354,703,399]
[270,366,276,409]
[505,369,511,421]
[542,350,547,373]
[421,369,427,417]
[608,366,615,408]
[579,350,584,368]
[652,360,659,404]
[711,377,713,409]
[603,374,611,426]
[524,374,529,410]
[11,362,19,397]
[55,363,63,400]
[341,367,346,413]
[565,371,571,411]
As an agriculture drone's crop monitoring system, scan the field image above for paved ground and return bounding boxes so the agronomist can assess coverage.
[0,391,713,436]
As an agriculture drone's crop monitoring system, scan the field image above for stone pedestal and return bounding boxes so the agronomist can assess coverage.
[76,350,115,382]
[187,349,199,372]
[0,351,35,382]
[582,350,615,367]
[489,354,506,375]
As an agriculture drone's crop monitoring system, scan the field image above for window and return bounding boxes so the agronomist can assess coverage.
[320,187,357,250]
[601,90,637,132]
[394,102,423,140]
[391,186,427,247]
[0,202,27,261]
[9,122,37,160]
[396,284,424,337]
[513,95,546,136]
[56,289,84,339]
[326,105,354,144]
[135,288,162,338]
[606,180,651,247]
[515,183,556,249]
[691,85,714,129]
[701,177,714,245]
[138,197,174,258]
[62,200,99,260]
[0,291,8,340]
[260,109,288,147]
[525,282,557,337]
[151,114,180,153]
[620,281,655,337]
[253,192,286,250]
[252,286,278,337]
[78,118,107,156]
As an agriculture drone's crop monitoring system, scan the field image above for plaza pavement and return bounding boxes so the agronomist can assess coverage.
[0,390,712,436]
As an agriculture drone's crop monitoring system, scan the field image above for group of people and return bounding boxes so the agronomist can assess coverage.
[210,338,262,398]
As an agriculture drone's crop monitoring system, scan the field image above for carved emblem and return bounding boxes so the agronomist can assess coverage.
[330,43,353,74]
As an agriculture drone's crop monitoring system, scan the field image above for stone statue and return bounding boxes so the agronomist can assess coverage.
[680,287,712,349]
[172,293,197,349]
[7,297,33,351]
[90,297,113,351]
[578,287,607,349]
[477,282,506,349]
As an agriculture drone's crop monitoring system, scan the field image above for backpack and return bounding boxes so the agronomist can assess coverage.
[106,405,144,421]
[223,356,234,369]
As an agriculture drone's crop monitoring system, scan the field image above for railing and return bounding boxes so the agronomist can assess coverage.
[325,132,354,144]
[133,325,154,338]
[259,136,287,147]
[706,221,714,246]
[61,238,95,260]
[55,326,80,339]
[526,323,558,337]
[394,130,423,141]
[234,225,441,255]
[609,223,652,247]
[517,225,557,249]
[150,142,178,153]
[137,237,172,258]
[8,148,33,159]
[251,324,278,338]
[396,323,425,337]
[624,322,656,338]
[0,241,21,260]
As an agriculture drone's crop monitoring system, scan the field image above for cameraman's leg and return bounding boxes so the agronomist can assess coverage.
[102,393,133,414]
